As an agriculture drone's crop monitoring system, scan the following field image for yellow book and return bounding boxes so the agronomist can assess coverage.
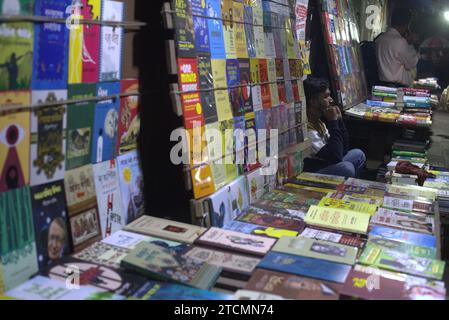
[285,17,296,59]
[211,59,233,121]
[296,172,345,186]
[204,122,227,190]
[253,228,298,239]
[191,164,216,199]
[219,119,238,183]
[305,205,371,235]
[318,197,378,216]
[285,183,334,194]
[250,58,263,111]
[0,91,31,190]
[233,0,248,58]
[222,0,237,58]
[68,12,83,84]
[267,59,280,106]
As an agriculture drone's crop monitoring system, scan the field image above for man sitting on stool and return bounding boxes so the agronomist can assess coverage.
[303,77,366,178]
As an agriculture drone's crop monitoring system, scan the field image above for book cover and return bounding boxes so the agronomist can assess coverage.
[0,91,30,191]
[0,187,38,292]
[121,242,222,290]
[102,230,182,250]
[243,3,256,58]
[219,119,238,182]
[117,150,145,224]
[233,0,247,58]
[244,114,260,172]
[227,174,250,218]
[183,246,260,277]
[267,59,279,106]
[195,227,276,256]
[30,89,67,186]
[237,208,305,232]
[262,189,319,206]
[262,8,275,58]
[64,164,102,252]
[211,59,233,121]
[271,13,282,58]
[305,205,370,235]
[224,220,299,239]
[369,225,436,249]
[226,59,243,117]
[66,83,96,170]
[318,197,377,215]
[82,0,101,82]
[359,244,445,280]
[91,82,120,163]
[370,208,434,235]
[198,55,218,124]
[31,181,70,270]
[272,236,358,265]
[233,289,285,300]
[178,57,204,128]
[238,58,252,116]
[93,159,126,239]
[204,123,227,191]
[367,237,436,259]
[118,79,140,154]
[222,0,236,58]
[245,269,341,300]
[300,227,366,249]
[275,58,286,103]
[258,252,352,284]
[124,215,206,244]
[252,0,265,58]
[253,198,308,220]
[250,58,262,112]
[73,241,129,269]
[0,14,33,90]
[32,0,70,89]
[99,0,124,81]
[245,167,265,203]
[130,280,232,300]
[191,0,210,54]
[259,59,272,108]
[68,1,83,84]
[206,0,226,59]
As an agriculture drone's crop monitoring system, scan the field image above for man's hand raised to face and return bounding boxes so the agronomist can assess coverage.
[323,107,339,121]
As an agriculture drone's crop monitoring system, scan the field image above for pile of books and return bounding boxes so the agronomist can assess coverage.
[413,78,441,92]
[2,172,447,300]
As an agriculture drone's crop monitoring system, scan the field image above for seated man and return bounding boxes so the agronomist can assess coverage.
[302,77,366,178]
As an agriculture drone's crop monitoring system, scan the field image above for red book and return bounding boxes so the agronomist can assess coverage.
[259,59,272,109]
[117,79,140,155]
[82,0,101,82]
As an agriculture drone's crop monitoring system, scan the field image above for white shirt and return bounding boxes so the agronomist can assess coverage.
[307,122,330,157]
[376,28,420,87]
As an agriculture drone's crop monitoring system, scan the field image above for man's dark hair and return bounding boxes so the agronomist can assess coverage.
[391,8,412,28]
[303,77,329,104]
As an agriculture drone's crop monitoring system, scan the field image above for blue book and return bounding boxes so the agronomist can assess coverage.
[32,0,70,89]
[234,115,246,174]
[226,59,243,117]
[244,5,256,58]
[192,0,210,54]
[258,252,352,284]
[369,225,436,249]
[206,0,226,58]
[223,220,262,234]
[254,109,265,130]
[366,100,396,108]
[131,281,232,300]
[91,82,121,163]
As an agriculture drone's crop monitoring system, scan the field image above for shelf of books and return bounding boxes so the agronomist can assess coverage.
[319,0,368,109]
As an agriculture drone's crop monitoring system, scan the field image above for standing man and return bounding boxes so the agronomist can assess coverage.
[376,8,420,87]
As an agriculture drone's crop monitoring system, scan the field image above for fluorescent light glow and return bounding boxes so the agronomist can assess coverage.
[444,11,449,21]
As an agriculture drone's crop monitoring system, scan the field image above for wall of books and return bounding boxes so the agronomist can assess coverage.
[163,0,314,226]
[319,0,369,108]
[0,0,146,293]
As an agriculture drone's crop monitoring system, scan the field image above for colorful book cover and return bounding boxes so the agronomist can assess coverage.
[258,252,352,284]
[245,269,341,300]
[195,227,276,256]
[259,59,271,108]
[198,55,218,124]
[283,58,294,103]
[31,181,70,270]
[117,150,145,224]
[30,89,67,186]
[82,0,101,82]
[285,16,296,59]
[99,0,124,81]
[250,58,262,111]
[234,115,245,174]
[173,0,195,57]
[243,3,255,58]
[205,179,231,227]
[359,244,445,280]
[223,220,299,239]
[272,236,358,265]
[91,81,120,163]
[68,1,83,84]
[204,122,227,191]
[275,58,286,103]
[0,91,30,191]
[300,227,366,249]
[318,197,377,215]
[271,13,282,58]
[252,0,265,58]
[93,159,126,239]
[121,242,222,290]
[237,208,305,232]
[222,0,236,58]
[0,1,33,91]
[191,0,210,54]
[226,59,243,117]
[367,237,436,259]
[253,199,308,221]
[102,230,182,250]
[130,280,232,300]
[124,215,206,244]
[66,83,96,170]
[233,0,248,58]
[73,241,129,269]
[267,59,279,106]
[305,205,371,235]
[238,58,252,116]
[227,173,249,217]
[0,187,39,292]
[206,0,226,59]
[371,208,434,235]
[118,79,140,154]
[369,225,436,249]
[32,0,70,89]
[211,59,233,121]
[219,119,238,182]
[262,8,275,58]
[64,164,102,252]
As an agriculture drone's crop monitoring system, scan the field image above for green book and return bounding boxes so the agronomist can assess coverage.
[272,236,358,265]
[359,243,445,280]
[392,151,427,158]
[368,236,436,259]
[66,84,96,170]
[120,242,222,290]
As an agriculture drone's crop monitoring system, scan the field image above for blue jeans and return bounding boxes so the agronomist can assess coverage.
[317,149,366,178]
